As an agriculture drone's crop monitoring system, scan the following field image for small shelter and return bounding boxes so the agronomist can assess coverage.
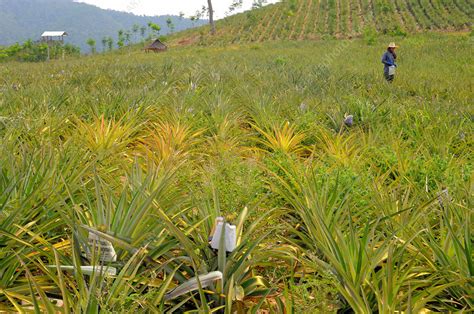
[144,39,167,53]
[41,31,68,44]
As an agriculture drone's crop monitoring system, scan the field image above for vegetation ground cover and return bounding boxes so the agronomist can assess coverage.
[174,0,472,45]
[0,33,472,312]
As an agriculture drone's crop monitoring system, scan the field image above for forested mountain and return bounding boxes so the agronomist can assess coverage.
[0,0,205,51]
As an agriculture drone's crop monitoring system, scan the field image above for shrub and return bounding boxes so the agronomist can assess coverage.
[389,25,408,37]
[363,26,377,45]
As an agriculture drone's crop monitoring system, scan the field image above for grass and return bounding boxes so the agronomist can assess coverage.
[0,32,473,312]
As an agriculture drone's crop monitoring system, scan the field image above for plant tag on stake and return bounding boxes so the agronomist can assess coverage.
[224,224,236,252]
[210,217,237,252]
[87,232,117,262]
[48,265,117,276]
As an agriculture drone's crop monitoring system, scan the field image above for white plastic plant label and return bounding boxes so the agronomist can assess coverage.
[210,218,237,252]
[87,232,117,262]
[210,220,223,250]
[224,224,237,252]
[48,265,117,276]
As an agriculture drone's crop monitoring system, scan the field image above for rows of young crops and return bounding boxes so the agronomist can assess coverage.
[188,0,472,45]
[0,33,472,312]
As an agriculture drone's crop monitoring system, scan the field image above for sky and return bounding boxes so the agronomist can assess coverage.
[74,0,280,19]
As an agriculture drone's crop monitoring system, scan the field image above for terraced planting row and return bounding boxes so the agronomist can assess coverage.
[188,0,472,45]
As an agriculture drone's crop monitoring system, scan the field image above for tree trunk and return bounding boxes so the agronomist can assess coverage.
[207,0,216,35]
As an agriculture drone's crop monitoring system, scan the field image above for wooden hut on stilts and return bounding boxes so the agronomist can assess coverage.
[41,31,68,60]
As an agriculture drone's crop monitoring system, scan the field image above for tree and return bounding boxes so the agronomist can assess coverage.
[124,31,131,46]
[140,25,147,39]
[227,0,243,16]
[101,37,108,53]
[106,37,114,51]
[132,24,140,39]
[86,38,96,54]
[207,0,216,35]
[191,2,216,34]
[166,18,175,33]
[148,22,161,38]
[190,16,197,27]
[117,30,125,49]
[252,0,268,9]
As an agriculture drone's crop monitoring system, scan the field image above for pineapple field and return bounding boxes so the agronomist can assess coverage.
[175,0,473,44]
[0,29,473,313]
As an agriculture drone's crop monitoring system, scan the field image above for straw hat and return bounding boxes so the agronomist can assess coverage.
[388,42,398,48]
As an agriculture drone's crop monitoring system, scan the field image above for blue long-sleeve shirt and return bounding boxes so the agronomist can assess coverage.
[381,51,396,74]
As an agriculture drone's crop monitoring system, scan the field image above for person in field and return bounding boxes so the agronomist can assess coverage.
[381,42,398,82]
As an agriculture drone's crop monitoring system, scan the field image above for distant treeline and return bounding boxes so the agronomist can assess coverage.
[85,22,168,54]
[0,40,80,62]
[1,20,174,62]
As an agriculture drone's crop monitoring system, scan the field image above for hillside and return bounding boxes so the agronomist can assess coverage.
[0,0,205,51]
[174,0,473,44]
[0,32,472,312]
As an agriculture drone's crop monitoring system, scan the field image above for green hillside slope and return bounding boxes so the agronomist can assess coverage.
[174,0,472,44]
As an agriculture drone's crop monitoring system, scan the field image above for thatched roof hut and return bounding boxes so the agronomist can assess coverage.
[145,39,167,53]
